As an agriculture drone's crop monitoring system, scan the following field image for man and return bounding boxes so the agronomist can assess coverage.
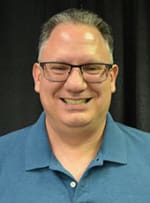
[0,8,150,202]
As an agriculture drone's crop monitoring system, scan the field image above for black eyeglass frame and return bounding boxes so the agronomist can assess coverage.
[39,61,113,83]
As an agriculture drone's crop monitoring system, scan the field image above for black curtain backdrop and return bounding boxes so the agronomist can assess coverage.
[0,0,150,135]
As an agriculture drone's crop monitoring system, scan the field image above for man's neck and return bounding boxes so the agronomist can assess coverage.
[45,119,106,181]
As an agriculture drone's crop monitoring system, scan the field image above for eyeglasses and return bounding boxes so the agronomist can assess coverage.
[39,62,113,83]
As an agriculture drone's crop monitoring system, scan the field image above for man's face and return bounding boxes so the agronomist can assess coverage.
[33,23,118,131]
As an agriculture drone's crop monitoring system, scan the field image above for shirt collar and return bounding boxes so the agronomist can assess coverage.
[25,112,127,171]
[98,113,127,165]
[25,112,52,170]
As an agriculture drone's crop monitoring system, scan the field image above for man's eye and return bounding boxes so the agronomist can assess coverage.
[84,65,101,73]
[86,66,98,71]
[51,66,68,71]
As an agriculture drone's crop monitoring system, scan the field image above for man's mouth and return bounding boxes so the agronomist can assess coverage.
[61,98,91,104]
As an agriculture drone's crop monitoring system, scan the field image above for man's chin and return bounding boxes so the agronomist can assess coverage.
[62,117,91,128]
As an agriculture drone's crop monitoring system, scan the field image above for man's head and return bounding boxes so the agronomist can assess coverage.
[38,8,114,61]
[33,8,118,134]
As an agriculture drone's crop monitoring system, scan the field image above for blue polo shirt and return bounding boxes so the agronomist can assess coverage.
[0,112,150,202]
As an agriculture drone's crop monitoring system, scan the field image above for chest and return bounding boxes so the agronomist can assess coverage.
[1,163,150,203]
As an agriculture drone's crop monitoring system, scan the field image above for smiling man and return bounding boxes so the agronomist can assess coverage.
[1,8,150,203]
[33,21,118,139]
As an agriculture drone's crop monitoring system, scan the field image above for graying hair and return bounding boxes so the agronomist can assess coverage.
[38,8,114,59]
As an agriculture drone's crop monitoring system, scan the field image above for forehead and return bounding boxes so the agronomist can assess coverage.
[39,23,111,62]
[51,23,100,39]
[46,23,106,46]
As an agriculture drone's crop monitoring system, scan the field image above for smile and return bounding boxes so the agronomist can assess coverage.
[61,98,91,104]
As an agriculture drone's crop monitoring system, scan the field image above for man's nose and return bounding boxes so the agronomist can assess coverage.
[64,68,87,92]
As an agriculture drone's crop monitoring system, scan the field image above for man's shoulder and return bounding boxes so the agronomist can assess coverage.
[107,113,150,140]
[0,125,35,168]
[116,121,150,149]
[0,125,33,150]
[116,121,150,137]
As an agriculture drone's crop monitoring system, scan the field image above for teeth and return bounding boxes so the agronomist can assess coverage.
[64,99,87,104]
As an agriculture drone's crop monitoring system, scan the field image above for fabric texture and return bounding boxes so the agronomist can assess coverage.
[0,112,150,202]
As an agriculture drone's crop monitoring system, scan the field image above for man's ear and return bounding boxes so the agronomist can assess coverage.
[110,64,119,93]
[32,63,43,93]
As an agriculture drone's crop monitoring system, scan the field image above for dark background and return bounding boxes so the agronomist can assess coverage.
[0,0,150,135]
